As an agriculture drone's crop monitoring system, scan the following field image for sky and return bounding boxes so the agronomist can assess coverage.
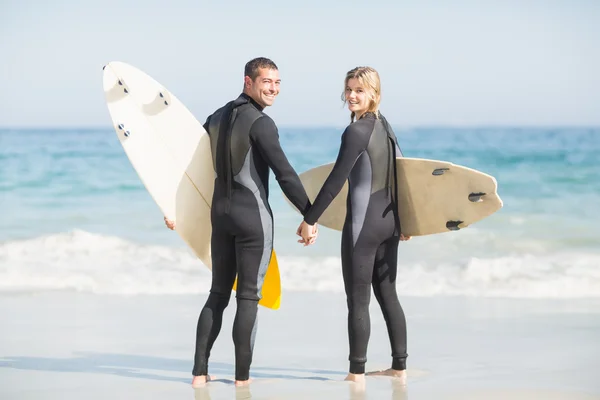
[1,0,599,127]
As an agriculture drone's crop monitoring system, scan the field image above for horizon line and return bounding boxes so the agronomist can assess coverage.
[1,124,599,130]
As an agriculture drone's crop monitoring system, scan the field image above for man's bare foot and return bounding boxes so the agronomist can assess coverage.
[366,368,407,384]
[344,373,366,383]
[191,375,214,388]
[234,378,252,387]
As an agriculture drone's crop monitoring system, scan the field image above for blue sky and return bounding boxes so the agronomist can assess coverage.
[1,0,598,127]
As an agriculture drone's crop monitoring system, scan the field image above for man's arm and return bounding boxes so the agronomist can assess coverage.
[250,116,311,215]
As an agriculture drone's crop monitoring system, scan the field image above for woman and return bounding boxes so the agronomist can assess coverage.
[298,66,410,384]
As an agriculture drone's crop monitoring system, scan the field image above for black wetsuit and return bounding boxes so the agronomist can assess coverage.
[193,93,311,381]
[303,112,408,374]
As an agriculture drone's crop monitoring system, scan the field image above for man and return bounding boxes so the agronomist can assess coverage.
[164,57,317,387]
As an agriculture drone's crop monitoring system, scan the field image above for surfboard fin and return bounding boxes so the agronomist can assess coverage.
[468,192,486,202]
[117,123,130,138]
[432,168,449,176]
[142,91,172,116]
[105,77,130,103]
[446,220,463,231]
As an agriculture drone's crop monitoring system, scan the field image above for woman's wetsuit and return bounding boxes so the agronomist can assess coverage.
[303,112,408,374]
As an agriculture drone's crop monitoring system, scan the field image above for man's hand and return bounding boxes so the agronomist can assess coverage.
[400,233,411,241]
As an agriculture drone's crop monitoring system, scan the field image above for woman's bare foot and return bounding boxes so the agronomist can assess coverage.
[191,375,214,388]
[234,378,252,387]
[366,368,407,384]
[348,380,366,399]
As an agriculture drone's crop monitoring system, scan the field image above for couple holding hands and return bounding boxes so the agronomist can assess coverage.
[164,57,410,387]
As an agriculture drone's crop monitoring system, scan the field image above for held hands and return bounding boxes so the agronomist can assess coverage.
[166,211,404,245]
[164,216,176,230]
[167,214,403,246]
[294,222,408,246]
[296,220,318,246]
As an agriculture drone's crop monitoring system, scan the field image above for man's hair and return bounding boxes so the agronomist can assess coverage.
[244,57,278,81]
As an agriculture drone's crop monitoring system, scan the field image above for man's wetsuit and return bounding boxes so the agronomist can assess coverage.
[303,112,408,374]
[193,93,311,381]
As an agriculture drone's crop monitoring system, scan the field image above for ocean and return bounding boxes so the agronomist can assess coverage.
[1,126,599,298]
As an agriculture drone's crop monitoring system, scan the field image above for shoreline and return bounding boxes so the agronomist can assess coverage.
[1,292,599,399]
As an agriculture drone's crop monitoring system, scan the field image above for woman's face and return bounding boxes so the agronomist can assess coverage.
[345,78,370,118]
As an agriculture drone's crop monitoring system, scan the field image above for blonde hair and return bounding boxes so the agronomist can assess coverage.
[341,66,381,122]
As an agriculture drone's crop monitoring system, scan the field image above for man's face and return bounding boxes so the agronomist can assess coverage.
[245,67,280,108]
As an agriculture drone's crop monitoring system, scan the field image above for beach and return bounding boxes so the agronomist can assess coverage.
[1,292,599,399]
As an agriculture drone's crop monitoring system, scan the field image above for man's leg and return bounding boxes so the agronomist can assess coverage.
[231,216,272,385]
[192,225,237,384]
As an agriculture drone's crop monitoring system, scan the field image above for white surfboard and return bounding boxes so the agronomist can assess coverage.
[102,61,281,309]
[294,157,503,236]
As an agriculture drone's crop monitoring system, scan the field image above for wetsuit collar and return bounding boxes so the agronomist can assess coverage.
[359,111,378,120]
[238,92,265,111]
